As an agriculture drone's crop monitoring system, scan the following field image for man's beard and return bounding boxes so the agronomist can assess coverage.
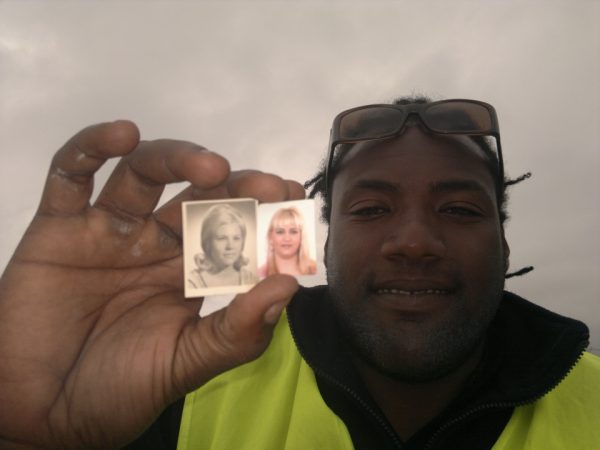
[326,263,505,383]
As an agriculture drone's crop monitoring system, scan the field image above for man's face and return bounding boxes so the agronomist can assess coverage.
[326,127,508,382]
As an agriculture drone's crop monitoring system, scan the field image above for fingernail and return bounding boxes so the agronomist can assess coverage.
[263,302,286,325]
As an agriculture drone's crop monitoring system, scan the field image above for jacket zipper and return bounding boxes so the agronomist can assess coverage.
[287,316,406,449]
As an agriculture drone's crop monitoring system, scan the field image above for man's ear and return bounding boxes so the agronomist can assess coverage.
[502,236,510,274]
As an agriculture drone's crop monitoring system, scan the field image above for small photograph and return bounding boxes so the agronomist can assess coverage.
[183,199,258,298]
[257,199,318,279]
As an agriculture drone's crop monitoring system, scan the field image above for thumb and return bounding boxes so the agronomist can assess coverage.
[173,275,299,394]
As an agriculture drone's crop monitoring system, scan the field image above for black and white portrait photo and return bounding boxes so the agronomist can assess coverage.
[183,199,258,298]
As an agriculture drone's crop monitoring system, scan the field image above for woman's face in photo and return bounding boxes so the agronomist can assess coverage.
[270,223,301,258]
[210,222,243,269]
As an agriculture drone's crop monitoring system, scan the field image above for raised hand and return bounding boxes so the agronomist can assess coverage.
[0,121,303,449]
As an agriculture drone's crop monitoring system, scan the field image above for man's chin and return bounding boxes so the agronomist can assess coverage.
[353,335,482,383]
[333,300,491,383]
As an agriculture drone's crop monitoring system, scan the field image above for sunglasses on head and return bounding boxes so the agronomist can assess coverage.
[325,99,503,194]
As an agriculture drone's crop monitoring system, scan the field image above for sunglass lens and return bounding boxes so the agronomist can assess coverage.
[339,107,406,140]
[424,101,493,133]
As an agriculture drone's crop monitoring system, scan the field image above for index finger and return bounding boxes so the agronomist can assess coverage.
[93,139,230,220]
[154,171,306,235]
[38,121,140,215]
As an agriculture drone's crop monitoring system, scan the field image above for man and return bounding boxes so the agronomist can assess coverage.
[0,97,598,449]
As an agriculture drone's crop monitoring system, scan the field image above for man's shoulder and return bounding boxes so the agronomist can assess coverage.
[494,351,600,449]
[488,291,590,402]
[578,351,600,372]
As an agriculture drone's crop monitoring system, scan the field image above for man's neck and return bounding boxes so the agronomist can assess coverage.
[353,345,484,441]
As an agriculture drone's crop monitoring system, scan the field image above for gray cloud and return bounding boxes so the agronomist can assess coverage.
[0,0,598,350]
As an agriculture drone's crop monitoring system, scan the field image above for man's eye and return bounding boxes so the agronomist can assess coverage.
[441,206,483,218]
[350,206,389,217]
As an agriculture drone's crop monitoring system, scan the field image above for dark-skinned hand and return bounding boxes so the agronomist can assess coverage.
[0,121,304,449]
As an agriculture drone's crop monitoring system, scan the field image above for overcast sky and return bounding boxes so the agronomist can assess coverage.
[1,0,598,351]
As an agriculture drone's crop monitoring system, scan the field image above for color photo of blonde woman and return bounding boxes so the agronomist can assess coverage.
[183,199,258,297]
[258,200,317,279]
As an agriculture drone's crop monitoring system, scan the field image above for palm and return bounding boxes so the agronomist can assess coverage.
[0,121,301,448]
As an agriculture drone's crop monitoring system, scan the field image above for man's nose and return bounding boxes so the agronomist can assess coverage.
[380,211,446,261]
